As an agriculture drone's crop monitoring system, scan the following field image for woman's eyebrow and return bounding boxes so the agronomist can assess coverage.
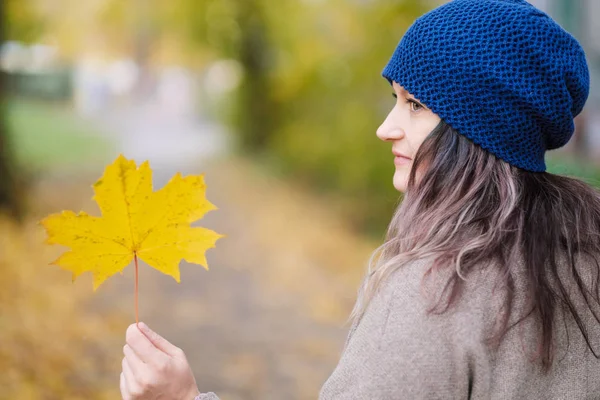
[393,85,426,106]
[396,86,416,99]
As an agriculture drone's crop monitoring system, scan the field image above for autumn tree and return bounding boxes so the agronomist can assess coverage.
[0,0,27,219]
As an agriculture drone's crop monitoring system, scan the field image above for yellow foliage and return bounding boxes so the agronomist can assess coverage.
[42,155,224,290]
[0,215,124,400]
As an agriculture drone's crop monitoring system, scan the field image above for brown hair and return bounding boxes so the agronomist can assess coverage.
[351,120,600,371]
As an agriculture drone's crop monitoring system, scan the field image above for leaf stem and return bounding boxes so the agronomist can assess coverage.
[134,252,139,326]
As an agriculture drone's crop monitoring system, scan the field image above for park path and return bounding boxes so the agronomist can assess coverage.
[80,100,375,400]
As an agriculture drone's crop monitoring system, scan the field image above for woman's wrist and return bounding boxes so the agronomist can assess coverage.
[187,387,200,399]
[193,392,219,400]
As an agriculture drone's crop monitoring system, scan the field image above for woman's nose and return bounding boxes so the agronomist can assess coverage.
[376,111,405,141]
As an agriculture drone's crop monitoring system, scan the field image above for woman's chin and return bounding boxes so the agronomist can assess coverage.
[393,170,408,193]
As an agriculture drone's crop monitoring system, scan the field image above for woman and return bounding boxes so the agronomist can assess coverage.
[120,0,600,398]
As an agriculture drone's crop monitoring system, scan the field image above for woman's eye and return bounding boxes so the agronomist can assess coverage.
[391,93,424,112]
[408,99,423,112]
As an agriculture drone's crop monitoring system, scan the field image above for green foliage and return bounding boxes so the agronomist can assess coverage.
[247,0,429,232]
[5,0,45,43]
[147,0,430,232]
[547,154,600,187]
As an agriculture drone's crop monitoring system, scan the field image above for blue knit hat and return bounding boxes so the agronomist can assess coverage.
[382,0,590,172]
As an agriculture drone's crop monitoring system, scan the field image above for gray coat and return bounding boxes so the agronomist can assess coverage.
[200,257,600,399]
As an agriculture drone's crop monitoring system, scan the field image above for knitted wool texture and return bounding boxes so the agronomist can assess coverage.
[382,0,590,172]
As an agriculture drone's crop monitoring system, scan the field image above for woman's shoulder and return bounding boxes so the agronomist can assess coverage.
[381,256,506,316]
[345,255,534,359]
[381,256,504,335]
[379,253,599,348]
[325,257,502,399]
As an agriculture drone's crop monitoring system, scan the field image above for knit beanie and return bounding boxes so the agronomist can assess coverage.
[381,0,590,172]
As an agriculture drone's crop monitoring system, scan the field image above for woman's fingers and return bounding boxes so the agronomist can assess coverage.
[121,322,199,400]
[122,356,137,388]
[125,323,169,365]
[138,322,182,357]
[123,344,143,376]
[121,358,143,399]
[120,371,131,400]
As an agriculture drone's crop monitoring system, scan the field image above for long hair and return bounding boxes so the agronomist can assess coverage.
[350,120,600,372]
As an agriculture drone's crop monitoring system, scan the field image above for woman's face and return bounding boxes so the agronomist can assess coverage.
[377,81,441,192]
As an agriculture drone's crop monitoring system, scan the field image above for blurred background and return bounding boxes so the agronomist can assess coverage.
[1,0,599,399]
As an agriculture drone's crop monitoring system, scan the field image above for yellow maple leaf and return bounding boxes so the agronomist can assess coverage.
[41,154,224,291]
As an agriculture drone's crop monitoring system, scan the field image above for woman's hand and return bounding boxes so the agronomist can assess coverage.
[120,322,200,400]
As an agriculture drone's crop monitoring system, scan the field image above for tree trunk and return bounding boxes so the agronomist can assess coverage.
[234,0,278,153]
[0,0,23,219]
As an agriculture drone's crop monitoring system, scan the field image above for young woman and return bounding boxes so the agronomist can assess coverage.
[119,0,600,398]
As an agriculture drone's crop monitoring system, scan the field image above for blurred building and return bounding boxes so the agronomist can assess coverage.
[0,41,72,101]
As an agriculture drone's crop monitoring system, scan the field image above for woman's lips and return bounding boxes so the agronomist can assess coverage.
[394,155,412,166]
